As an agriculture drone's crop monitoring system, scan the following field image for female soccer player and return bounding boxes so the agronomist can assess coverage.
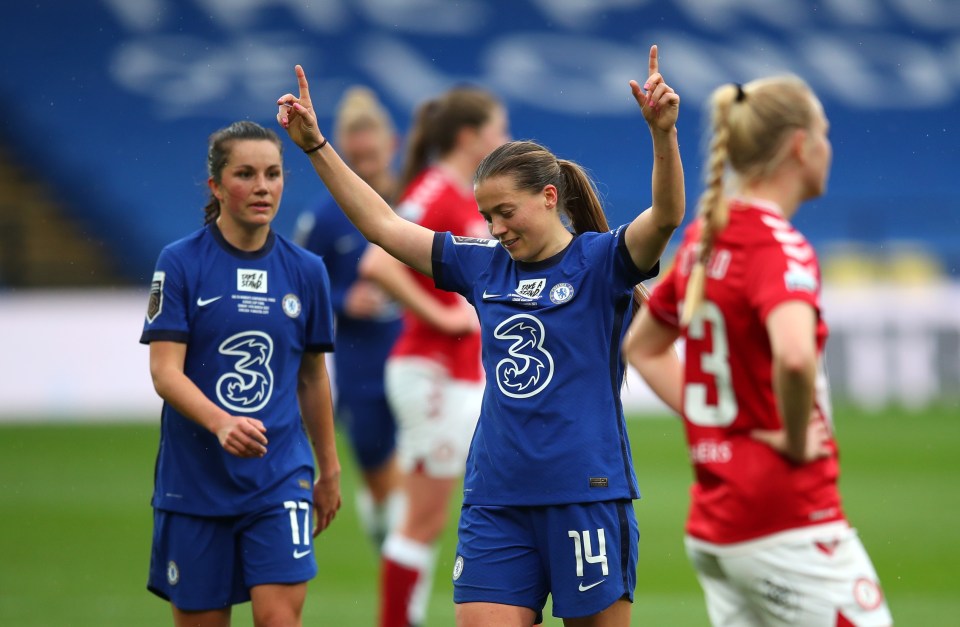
[141,120,341,627]
[357,85,509,627]
[623,77,893,626]
[277,43,683,626]
[293,86,405,552]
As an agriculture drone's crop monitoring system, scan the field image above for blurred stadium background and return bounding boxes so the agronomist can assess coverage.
[1,1,957,625]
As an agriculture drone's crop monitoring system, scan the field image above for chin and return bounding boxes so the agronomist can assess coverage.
[501,244,523,260]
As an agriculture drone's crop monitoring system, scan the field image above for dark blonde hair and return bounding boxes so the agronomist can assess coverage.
[333,86,398,202]
[681,76,817,325]
[476,140,648,311]
[334,86,395,141]
[399,86,501,193]
[203,121,283,225]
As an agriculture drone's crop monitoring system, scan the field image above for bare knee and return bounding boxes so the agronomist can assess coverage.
[250,583,306,627]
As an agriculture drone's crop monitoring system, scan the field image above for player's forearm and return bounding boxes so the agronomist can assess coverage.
[297,364,341,480]
[649,126,685,233]
[151,368,232,434]
[772,357,817,463]
[361,247,456,330]
[305,145,397,247]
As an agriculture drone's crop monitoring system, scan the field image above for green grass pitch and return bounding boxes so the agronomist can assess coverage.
[1,404,957,625]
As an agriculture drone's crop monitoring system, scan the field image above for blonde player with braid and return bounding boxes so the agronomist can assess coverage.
[623,77,893,626]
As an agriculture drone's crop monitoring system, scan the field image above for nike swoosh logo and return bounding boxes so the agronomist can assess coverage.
[578,579,605,592]
[196,295,222,307]
[293,549,312,559]
[482,290,501,299]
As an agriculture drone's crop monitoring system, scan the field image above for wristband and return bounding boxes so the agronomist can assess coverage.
[304,138,328,154]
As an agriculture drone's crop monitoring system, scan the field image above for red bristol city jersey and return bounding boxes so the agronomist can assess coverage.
[391,166,487,381]
[646,198,844,544]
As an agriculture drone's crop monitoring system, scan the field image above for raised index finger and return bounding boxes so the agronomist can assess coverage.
[648,45,659,78]
[295,64,311,103]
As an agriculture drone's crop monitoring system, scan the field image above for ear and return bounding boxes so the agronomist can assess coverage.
[207,177,221,201]
[543,184,558,210]
[790,128,810,165]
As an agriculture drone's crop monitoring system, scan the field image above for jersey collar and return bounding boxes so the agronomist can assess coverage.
[515,235,575,272]
[208,222,276,259]
[730,196,784,217]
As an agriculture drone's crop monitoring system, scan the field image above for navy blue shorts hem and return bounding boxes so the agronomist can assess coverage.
[148,583,240,612]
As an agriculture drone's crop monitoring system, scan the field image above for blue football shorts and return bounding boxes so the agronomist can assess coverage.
[147,500,317,611]
[338,394,397,470]
[452,499,639,620]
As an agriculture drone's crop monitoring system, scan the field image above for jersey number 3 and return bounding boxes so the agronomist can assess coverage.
[685,301,738,427]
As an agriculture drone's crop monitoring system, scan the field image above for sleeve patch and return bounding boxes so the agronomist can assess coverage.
[784,262,818,292]
[146,270,165,322]
[452,235,498,247]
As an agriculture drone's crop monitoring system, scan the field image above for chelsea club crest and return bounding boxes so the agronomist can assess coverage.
[167,560,179,585]
[282,294,302,318]
[549,283,574,304]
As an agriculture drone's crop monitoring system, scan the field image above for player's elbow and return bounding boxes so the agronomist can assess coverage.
[654,209,684,233]
[149,366,176,400]
[776,346,817,377]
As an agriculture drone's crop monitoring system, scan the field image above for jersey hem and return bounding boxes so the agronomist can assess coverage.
[685,520,852,556]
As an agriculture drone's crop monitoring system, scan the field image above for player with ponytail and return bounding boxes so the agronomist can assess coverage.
[624,76,893,626]
[277,43,683,626]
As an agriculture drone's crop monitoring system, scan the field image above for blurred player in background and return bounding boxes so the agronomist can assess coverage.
[293,86,405,552]
[623,76,893,626]
[357,85,509,627]
[277,42,682,626]
[141,120,341,627]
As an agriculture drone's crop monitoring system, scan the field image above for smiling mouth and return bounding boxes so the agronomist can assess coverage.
[501,237,519,248]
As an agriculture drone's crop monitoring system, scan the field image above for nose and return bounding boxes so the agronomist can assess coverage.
[488,217,507,238]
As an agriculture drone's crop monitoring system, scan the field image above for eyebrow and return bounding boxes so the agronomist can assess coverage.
[231,163,282,170]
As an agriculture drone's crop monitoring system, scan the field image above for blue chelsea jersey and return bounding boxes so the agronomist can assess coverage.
[140,223,335,516]
[294,198,401,402]
[433,226,658,506]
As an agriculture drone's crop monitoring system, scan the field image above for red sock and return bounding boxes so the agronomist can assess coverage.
[379,557,419,627]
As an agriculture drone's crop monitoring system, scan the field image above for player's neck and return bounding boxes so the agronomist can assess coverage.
[216,218,270,252]
[740,177,801,220]
[437,155,476,192]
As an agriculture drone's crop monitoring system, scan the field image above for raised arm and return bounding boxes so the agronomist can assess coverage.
[624,45,685,273]
[277,65,435,276]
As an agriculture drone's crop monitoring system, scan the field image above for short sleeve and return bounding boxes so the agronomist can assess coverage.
[303,255,335,353]
[646,263,681,329]
[748,241,821,323]
[140,246,190,344]
[613,224,660,287]
[432,232,497,301]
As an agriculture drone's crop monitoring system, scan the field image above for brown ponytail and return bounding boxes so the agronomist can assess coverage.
[476,141,647,312]
[398,87,501,193]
